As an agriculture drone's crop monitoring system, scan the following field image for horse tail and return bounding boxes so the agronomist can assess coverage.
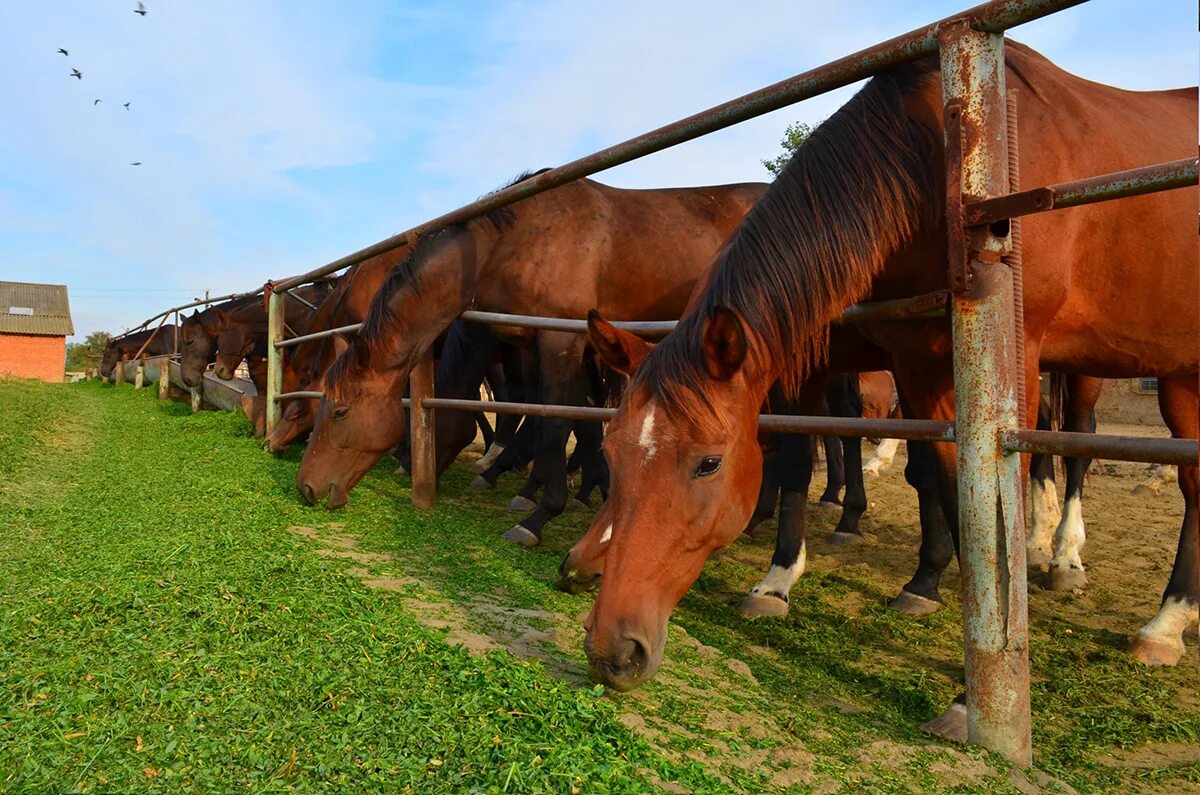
[1048,372,1067,432]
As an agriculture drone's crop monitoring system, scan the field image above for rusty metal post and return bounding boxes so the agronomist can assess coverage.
[190,385,202,413]
[158,361,170,400]
[409,352,437,510]
[113,360,123,386]
[173,310,180,356]
[135,361,145,389]
[265,288,285,435]
[939,22,1030,765]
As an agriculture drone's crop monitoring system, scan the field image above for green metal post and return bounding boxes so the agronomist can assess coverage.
[265,289,285,435]
[939,22,1031,765]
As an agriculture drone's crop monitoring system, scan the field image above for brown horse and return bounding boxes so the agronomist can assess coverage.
[100,325,180,380]
[298,174,765,522]
[582,42,1197,696]
[265,248,408,454]
[180,296,261,389]
[210,281,334,385]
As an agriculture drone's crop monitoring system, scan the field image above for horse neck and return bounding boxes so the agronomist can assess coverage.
[369,225,497,376]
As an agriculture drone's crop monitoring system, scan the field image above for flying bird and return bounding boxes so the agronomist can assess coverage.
[124,102,131,110]
[94,99,102,105]
[134,2,146,15]
[57,48,69,56]
[130,161,142,166]
[70,68,82,79]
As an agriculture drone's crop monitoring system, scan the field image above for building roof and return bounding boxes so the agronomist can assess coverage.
[0,281,74,336]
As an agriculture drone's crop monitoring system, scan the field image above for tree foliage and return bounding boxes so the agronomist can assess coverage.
[65,330,111,371]
[761,121,816,178]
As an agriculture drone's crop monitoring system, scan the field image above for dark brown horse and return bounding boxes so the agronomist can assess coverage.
[100,325,180,380]
[211,281,334,385]
[298,174,765,522]
[180,296,261,389]
[582,43,1196,698]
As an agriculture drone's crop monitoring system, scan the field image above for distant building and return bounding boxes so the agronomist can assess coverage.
[0,281,74,383]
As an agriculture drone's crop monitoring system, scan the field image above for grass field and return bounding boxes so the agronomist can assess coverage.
[1,379,1197,793]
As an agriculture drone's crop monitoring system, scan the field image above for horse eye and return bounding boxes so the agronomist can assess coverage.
[694,456,722,478]
[333,406,349,419]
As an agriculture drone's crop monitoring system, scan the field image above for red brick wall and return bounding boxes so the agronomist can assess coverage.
[0,334,65,383]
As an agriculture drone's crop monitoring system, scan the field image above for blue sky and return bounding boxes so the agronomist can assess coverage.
[0,1,1194,340]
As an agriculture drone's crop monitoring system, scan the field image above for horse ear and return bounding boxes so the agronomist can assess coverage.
[334,333,371,368]
[331,333,349,358]
[586,309,654,376]
[700,306,747,381]
[211,307,227,328]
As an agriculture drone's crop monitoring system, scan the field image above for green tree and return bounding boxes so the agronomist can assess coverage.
[761,120,817,178]
[65,330,111,371]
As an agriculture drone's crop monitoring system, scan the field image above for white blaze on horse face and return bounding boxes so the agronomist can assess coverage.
[638,404,657,461]
[1049,494,1085,572]
[1027,476,1060,560]
[748,542,807,601]
[600,523,613,545]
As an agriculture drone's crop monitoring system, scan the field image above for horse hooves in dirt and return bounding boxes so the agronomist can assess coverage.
[468,476,494,491]
[888,590,942,616]
[921,700,967,743]
[1045,564,1087,592]
[829,531,866,546]
[501,525,539,548]
[1128,634,1185,667]
[506,495,537,512]
[737,593,790,619]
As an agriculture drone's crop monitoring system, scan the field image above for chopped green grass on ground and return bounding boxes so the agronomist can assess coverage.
[1,379,1196,793]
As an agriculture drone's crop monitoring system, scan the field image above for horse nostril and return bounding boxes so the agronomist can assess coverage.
[299,482,317,505]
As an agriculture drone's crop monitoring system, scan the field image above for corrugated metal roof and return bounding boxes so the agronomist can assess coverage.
[0,281,74,336]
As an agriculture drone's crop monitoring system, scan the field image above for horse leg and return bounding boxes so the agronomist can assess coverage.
[472,415,536,490]
[743,440,780,537]
[889,438,955,616]
[1046,375,1103,591]
[1026,394,1059,572]
[502,334,588,547]
[863,437,901,477]
[740,391,815,618]
[818,434,845,505]
[476,413,494,450]
[571,419,607,510]
[832,435,868,544]
[1129,375,1199,666]
[506,419,543,511]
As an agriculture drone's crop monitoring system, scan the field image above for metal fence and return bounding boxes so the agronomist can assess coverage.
[116,0,1197,765]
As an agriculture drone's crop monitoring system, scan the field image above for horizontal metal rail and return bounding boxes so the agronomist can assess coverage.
[964,157,1198,226]
[273,291,950,350]
[275,390,325,401]
[1002,429,1198,468]
[268,0,1082,294]
[112,289,264,341]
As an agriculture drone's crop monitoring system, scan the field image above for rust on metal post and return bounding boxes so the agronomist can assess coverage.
[158,362,170,400]
[265,290,285,435]
[135,361,145,389]
[409,353,437,510]
[940,21,1031,766]
[190,385,202,413]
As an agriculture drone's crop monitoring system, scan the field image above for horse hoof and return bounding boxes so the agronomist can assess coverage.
[1026,548,1052,573]
[830,531,865,545]
[506,495,537,512]
[1130,483,1159,496]
[394,464,409,476]
[1129,634,1185,667]
[888,590,942,616]
[1045,564,1087,592]
[921,700,967,743]
[501,525,540,548]
[468,476,493,492]
[468,460,488,475]
[567,498,591,513]
[813,499,840,511]
[737,593,790,619]
[863,466,881,477]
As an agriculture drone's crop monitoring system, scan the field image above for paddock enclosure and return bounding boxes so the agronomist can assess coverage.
[16,0,1199,791]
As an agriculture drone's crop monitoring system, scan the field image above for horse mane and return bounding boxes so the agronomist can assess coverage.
[635,60,941,429]
[326,168,548,389]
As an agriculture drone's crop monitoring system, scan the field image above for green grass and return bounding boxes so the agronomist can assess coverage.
[1,378,1196,793]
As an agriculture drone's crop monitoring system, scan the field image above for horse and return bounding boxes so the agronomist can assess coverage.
[180,295,263,389]
[581,42,1197,704]
[99,325,180,380]
[298,174,766,525]
[265,247,410,455]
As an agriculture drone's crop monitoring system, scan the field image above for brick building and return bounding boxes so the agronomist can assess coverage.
[0,281,74,383]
